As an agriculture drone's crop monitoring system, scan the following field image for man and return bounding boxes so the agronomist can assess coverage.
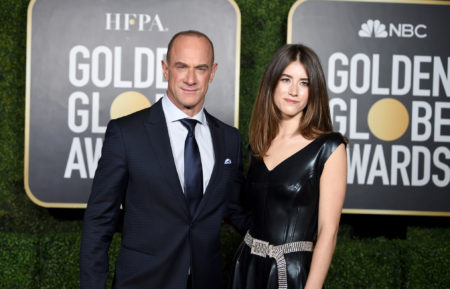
[80,30,247,289]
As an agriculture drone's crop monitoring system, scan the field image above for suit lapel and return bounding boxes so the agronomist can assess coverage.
[193,111,225,220]
[143,100,189,215]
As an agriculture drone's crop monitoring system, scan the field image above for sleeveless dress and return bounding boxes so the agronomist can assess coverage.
[228,132,345,289]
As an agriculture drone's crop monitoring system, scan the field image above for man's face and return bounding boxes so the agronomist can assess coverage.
[162,35,217,116]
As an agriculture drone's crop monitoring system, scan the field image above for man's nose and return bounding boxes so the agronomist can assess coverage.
[185,69,196,85]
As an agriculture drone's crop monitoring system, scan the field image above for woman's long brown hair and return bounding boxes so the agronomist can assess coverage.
[249,44,333,158]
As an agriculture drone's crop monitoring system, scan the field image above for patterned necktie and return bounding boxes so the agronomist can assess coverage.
[180,118,203,217]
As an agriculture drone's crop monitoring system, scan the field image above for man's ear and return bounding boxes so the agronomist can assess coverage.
[161,60,169,80]
[209,63,218,83]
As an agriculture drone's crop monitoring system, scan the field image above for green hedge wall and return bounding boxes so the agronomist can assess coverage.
[1,226,449,288]
[0,232,121,288]
[0,233,38,288]
[404,227,450,288]
[328,237,404,288]
[0,0,449,288]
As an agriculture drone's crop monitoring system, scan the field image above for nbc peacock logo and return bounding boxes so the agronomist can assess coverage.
[358,19,388,38]
[358,19,427,39]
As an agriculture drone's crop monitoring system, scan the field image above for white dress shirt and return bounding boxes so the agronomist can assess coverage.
[162,95,215,194]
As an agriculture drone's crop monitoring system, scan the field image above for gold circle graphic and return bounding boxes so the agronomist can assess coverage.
[110,91,151,119]
[367,98,409,141]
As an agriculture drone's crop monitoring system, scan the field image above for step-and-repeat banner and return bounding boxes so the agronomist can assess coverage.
[25,0,240,207]
[289,0,450,215]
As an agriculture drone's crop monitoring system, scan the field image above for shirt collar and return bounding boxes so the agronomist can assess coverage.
[162,94,206,125]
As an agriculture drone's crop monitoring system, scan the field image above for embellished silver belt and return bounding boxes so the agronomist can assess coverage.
[244,231,313,289]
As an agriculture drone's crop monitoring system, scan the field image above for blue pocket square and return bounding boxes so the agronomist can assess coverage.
[224,158,232,165]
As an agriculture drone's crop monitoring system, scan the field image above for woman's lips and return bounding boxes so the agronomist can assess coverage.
[284,98,299,104]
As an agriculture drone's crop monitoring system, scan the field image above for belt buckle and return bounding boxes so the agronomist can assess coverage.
[251,239,269,257]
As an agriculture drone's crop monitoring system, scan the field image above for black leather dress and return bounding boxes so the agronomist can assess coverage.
[228,133,345,289]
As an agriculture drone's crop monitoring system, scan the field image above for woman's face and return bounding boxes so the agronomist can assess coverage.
[273,61,310,120]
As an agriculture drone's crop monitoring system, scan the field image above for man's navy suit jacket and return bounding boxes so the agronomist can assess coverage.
[80,99,246,289]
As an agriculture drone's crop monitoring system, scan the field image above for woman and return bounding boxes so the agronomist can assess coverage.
[229,44,347,289]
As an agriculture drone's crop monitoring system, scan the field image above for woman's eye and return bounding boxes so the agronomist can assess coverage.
[300,81,310,87]
[280,78,290,83]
